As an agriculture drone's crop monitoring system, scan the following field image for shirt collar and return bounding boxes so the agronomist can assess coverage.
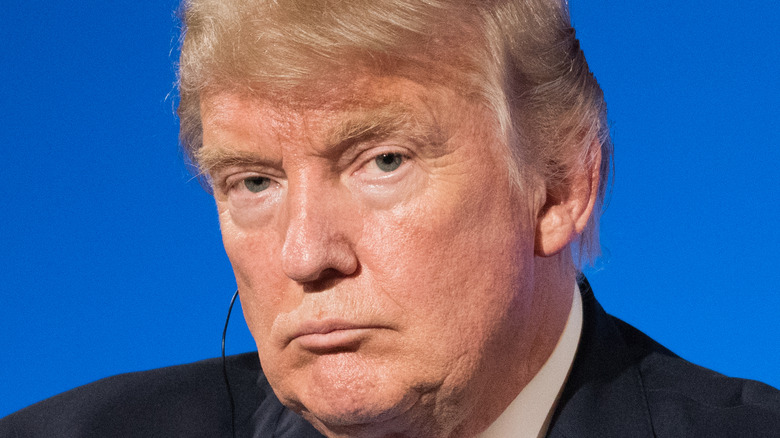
[477,283,583,438]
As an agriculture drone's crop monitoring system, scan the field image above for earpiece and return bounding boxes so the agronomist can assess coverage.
[222,289,240,438]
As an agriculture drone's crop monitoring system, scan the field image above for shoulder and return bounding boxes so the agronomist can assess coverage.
[0,353,261,438]
[550,279,780,437]
[615,318,780,436]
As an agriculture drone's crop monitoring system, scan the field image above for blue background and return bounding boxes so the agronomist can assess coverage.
[1,1,778,417]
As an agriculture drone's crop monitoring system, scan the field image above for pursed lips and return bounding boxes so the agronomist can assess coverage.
[288,319,385,352]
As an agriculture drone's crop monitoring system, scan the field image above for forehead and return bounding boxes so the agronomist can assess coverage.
[202,72,442,116]
[198,75,465,150]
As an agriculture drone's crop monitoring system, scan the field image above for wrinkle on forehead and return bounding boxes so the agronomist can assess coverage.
[198,77,458,166]
[201,72,459,119]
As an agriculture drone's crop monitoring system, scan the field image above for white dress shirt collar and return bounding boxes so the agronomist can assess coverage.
[477,283,583,438]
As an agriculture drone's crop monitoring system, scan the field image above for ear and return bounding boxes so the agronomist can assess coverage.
[534,147,601,257]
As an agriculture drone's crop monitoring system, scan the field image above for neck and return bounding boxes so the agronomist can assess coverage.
[450,254,576,438]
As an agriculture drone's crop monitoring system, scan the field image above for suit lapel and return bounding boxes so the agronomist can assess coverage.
[546,278,656,437]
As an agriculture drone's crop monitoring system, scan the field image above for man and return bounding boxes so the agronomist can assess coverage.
[2,0,778,437]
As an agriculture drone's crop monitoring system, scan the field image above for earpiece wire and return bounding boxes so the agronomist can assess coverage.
[222,289,240,438]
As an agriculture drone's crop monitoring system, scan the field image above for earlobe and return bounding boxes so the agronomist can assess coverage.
[534,147,601,257]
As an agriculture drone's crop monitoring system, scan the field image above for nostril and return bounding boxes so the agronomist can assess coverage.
[302,265,362,293]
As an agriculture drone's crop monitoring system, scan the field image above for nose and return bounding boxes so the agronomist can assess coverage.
[281,178,358,284]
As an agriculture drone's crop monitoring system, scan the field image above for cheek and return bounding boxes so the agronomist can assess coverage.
[359,173,534,340]
[218,208,289,340]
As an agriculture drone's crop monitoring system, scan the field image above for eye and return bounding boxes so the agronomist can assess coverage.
[374,153,404,172]
[243,177,271,193]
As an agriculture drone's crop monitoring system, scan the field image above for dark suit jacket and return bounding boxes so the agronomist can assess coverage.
[2,279,779,437]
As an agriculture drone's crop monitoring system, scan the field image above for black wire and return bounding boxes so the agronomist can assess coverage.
[222,289,239,438]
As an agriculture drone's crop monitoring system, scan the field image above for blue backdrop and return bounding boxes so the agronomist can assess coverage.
[1,1,778,417]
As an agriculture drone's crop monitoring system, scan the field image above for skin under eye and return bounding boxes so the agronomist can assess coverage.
[243,176,272,193]
[374,153,404,172]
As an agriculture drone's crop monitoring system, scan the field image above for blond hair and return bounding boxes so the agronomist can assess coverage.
[177,0,612,267]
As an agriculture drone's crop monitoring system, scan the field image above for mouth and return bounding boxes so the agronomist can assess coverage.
[290,320,383,353]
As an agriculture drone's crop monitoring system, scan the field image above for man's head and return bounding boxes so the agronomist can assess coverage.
[178,0,610,436]
[178,0,611,266]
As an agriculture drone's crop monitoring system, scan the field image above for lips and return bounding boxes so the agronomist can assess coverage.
[290,320,381,352]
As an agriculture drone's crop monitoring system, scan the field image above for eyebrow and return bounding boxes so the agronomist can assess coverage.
[196,103,447,176]
[195,147,276,177]
[325,104,446,157]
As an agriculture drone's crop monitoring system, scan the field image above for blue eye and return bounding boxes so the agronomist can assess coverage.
[375,153,404,172]
[244,177,271,193]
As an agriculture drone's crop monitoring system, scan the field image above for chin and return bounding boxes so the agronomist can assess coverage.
[299,390,452,438]
[282,353,425,433]
[302,397,409,428]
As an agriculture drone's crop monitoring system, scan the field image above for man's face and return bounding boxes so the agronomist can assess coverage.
[200,75,544,436]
